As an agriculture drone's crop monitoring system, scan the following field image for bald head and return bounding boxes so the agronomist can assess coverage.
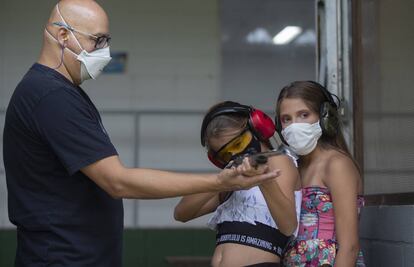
[48,0,109,36]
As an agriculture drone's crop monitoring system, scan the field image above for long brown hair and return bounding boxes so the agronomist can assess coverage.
[276,81,354,161]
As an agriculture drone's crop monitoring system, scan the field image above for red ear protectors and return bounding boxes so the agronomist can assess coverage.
[201,101,275,168]
[249,108,276,141]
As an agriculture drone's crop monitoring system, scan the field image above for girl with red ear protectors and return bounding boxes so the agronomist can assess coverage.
[174,101,301,267]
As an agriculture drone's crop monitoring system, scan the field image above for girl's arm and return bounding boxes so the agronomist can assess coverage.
[174,158,279,223]
[325,155,361,267]
[174,192,221,222]
[258,155,299,236]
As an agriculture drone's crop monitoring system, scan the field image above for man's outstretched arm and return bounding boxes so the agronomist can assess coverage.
[81,156,280,199]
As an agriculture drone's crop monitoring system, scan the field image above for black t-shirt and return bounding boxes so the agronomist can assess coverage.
[3,63,123,266]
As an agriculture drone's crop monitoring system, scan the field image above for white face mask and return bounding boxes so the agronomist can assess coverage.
[72,46,112,82]
[55,4,112,83]
[281,121,322,156]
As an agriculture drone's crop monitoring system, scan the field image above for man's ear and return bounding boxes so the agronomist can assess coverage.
[57,28,69,47]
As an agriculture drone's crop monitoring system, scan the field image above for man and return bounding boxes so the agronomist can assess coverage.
[2,0,279,266]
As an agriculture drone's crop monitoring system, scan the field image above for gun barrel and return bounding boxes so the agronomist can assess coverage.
[250,154,268,167]
[227,150,284,168]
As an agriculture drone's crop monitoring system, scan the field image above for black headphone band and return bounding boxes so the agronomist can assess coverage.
[311,81,338,109]
[200,102,252,146]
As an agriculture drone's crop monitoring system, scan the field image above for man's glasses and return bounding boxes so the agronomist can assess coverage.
[52,22,111,49]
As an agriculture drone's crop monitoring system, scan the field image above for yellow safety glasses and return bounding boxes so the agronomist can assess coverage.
[208,129,259,168]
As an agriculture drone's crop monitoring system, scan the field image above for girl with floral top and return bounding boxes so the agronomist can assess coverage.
[275,81,365,267]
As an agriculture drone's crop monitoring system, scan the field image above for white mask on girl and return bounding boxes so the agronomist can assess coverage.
[281,121,322,155]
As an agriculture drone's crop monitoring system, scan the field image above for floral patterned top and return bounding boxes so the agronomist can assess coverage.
[283,186,366,267]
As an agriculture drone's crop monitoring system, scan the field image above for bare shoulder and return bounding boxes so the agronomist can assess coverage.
[326,151,359,175]
[267,154,300,187]
[267,154,297,171]
[265,153,300,193]
[324,150,360,188]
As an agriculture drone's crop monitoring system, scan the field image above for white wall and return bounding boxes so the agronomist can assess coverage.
[0,0,317,229]
[86,0,221,110]
[0,0,220,229]
[219,0,316,111]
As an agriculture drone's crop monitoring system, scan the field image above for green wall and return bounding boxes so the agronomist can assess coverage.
[0,229,215,267]
[0,230,16,267]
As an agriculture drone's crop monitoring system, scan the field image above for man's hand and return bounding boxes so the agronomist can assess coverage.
[217,157,281,191]
[234,156,269,177]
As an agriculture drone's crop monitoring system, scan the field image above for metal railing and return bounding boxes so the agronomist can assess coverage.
[100,109,212,173]
[0,108,218,173]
